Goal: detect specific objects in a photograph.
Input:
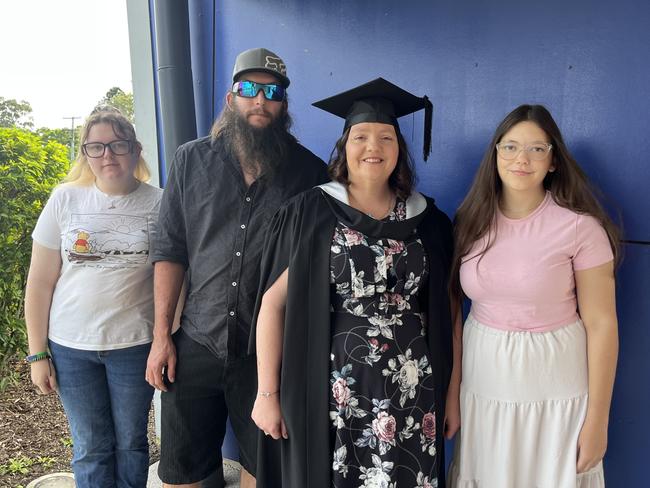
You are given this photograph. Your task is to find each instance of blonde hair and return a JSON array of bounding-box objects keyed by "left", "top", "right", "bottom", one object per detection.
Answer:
[{"left": 65, "top": 108, "right": 151, "bottom": 185}]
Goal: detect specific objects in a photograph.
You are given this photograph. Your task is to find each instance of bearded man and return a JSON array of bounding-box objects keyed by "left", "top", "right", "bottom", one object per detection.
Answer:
[{"left": 147, "top": 48, "right": 328, "bottom": 488}]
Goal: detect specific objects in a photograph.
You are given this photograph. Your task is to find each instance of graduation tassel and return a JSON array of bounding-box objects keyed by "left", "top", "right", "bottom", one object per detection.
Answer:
[
  {"left": 312, "top": 78, "right": 433, "bottom": 160},
  {"left": 423, "top": 96, "right": 433, "bottom": 162}
]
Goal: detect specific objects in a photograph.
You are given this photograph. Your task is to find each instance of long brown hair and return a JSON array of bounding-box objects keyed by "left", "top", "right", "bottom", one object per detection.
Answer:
[
  {"left": 450, "top": 104, "right": 621, "bottom": 304},
  {"left": 327, "top": 126, "right": 415, "bottom": 201}
]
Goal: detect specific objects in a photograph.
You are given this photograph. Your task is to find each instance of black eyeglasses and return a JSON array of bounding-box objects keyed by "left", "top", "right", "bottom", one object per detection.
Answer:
[{"left": 82, "top": 140, "right": 133, "bottom": 158}]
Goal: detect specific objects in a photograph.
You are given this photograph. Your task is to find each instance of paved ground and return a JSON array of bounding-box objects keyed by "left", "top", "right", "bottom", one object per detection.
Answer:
[
  {"left": 147, "top": 460, "right": 241, "bottom": 488},
  {"left": 26, "top": 461, "right": 240, "bottom": 487}
]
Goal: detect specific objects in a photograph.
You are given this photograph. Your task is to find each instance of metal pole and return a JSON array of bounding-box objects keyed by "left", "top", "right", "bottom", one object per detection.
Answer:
[
  {"left": 62, "top": 116, "right": 80, "bottom": 161},
  {"left": 153, "top": 0, "right": 197, "bottom": 176}
]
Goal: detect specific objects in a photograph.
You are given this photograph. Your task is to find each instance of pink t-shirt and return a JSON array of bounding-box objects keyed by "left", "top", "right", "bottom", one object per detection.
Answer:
[{"left": 460, "top": 192, "right": 613, "bottom": 332}]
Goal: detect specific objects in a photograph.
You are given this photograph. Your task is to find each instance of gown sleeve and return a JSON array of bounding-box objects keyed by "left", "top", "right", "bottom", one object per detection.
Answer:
[
  {"left": 247, "top": 190, "right": 336, "bottom": 487},
  {"left": 417, "top": 202, "right": 454, "bottom": 487},
  {"left": 248, "top": 196, "right": 300, "bottom": 355}
]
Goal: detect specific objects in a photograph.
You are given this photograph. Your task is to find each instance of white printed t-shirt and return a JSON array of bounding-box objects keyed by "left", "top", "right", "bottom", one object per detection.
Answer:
[{"left": 32, "top": 182, "right": 163, "bottom": 350}]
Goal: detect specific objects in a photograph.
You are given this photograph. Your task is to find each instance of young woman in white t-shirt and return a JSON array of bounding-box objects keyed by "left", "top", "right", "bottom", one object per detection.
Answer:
[
  {"left": 448, "top": 105, "right": 620, "bottom": 487},
  {"left": 24, "top": 108, "right": 162, "bottom": 487}
]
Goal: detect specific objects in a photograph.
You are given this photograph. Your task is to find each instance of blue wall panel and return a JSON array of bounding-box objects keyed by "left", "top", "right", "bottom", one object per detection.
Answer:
[
  {"left": 186, "top": 0, "right": 650, "bottom": 481},
  {"left": 607, "top": 243, "right": 650, "bottom": 484},
  {"left": 209, "top": 0, "right": 650, "bottom": 240}
]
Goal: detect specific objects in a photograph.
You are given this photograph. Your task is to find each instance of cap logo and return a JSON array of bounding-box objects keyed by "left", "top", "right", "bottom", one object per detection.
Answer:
[{"left": 265, "top": 56, "right": 286, "bottom": 75}]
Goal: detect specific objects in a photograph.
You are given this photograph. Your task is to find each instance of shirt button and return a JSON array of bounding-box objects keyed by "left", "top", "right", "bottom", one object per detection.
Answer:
[
  {"left": 235, "top": 251, "right": 241, "bottom": 256},
  {"left": 245, "top": 197, "right": 251, "bottom": 202},
  {"left": 232, "top": 281, "right": 237, "bottom": 287},
  {"left": 229, "top": 311, "right": 235, "bottom": 316},
  {"left": 240, "top": 224, "right": 246, "bottom": 229}
]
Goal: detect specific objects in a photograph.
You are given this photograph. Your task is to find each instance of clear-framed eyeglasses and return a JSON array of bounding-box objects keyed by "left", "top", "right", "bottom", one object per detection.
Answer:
[
  {"left": 495, "top": 142, "right": 553, "bottom": 161},
  {"left": 82, "top": 140, "right": 133, "bottom": 158}
]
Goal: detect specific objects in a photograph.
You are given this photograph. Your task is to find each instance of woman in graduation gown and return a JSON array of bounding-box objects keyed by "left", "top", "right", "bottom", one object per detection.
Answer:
[{"left": 250, "top": 78, "right": 460, "bottom": 488}]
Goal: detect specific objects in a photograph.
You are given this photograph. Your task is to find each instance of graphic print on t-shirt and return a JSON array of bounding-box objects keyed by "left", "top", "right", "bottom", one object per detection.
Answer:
[{"left": 64, "top": 213, "right": 150, "bottom": 268}]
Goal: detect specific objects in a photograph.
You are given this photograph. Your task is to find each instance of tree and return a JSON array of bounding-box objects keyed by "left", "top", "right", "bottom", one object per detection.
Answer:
[
  {"left": 0, "top": 97, "right": 34, "bottom": 129},
  {"left": 98, "top": 87, "right": 134, "bottom": 122},
  {"left": 35, "top": 127, "right": 72, "bottom": 147},
  {"left": 36, "top": 127, "right": 82, "bottom": 161},
  {"left": 0, "top": 128, "right": 68, "bottom": 386}
]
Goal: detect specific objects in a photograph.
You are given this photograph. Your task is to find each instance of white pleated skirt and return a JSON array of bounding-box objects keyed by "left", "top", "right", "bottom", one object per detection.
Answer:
[{"left": 448, "top": 315, "right": 604, "bottom": 488}]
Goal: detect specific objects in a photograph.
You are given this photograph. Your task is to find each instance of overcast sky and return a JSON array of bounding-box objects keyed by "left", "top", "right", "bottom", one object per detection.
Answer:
[{"left": 0, "top": 0, "right": 132, "bottom": 129}]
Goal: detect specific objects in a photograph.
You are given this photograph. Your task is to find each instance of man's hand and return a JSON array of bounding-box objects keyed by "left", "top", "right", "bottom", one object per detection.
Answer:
[
  {"left": 30, "top": 359, "right": 57, "bottom": 395},
  {"left": 145, "top": 333, "right": 176, "bottom": 391}
]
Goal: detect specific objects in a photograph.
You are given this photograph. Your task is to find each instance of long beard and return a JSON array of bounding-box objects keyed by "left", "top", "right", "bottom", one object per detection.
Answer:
[{"left": 219, "top": 104, "right": 295, "bottom": 179}]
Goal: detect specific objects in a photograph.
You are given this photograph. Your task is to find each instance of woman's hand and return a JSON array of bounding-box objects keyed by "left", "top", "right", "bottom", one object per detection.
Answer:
[
  {"left": 574, "top": 262, "right": 616, "bottom": 473},
  {"left": 253, "top": 269, "right": 289, "bottom": 440},
  {"left": 30, "top": 359, "right": 57, "bottom": 395},
  {"left": 445, "top": 304, "right": 463, "bottom": 441},
  {"left": 576, "top": 415, "right": 607, "bottom": 473},
  {"left": 252, "top": 394, "right": 288, "bottom": 440},
  {"left": 24, "top": 243, "right": 61, "bottom": 396},
  {"left": 444, "top": 378, "right": 461, "bottom": 440}
]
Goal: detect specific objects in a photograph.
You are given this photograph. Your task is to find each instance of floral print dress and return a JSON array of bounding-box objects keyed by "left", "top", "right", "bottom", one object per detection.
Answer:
[{"left": 329, "top": 200, "right": 438, "bottom": 488}]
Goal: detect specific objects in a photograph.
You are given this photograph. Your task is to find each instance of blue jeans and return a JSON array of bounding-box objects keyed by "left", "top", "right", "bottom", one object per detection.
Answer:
[{"left": 50, "top": 341, "right": 154, "bottom": 488}]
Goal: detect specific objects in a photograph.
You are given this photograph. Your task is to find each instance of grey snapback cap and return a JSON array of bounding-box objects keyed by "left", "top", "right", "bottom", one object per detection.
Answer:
[{"left": 232, "top": 48, "right": 290, "bottom": 88}]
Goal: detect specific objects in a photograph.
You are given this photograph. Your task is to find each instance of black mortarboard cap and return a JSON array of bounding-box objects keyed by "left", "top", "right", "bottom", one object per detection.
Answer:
[{"left": 312, "top": 78, "right": 433, "bottom": 161}]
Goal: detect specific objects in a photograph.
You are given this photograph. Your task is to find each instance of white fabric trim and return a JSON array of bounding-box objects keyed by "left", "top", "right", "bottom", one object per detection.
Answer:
[
  {"left": 317, "top": 181, "right": 427, "bottom": 218},
  {"left": 318, "top": 181, "right": 349, "bottom": 205},
  {"left": 405, "top": 191, "right": 427, "bottom": 217}
]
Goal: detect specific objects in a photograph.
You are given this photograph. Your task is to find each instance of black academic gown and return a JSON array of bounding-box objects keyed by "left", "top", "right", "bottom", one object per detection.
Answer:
[{"left": 249, "top": 187, "right": 454, "bottom": 488}]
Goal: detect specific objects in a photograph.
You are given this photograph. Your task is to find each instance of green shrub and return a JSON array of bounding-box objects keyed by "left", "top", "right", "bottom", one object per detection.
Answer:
[
  {"left": 0, "top": 128, "right": 68, "bottom": 385},
  {"left": 36, "top": 456, "right": 57, "bottom": 469},
  {"left": 0, "top": 456, "right": 34, "bottom": 475}
]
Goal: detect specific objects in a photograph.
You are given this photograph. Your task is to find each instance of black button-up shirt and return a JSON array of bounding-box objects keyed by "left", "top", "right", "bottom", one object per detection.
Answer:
[{"left": 151, "top": 135, "right": 328, "bottom": 358}]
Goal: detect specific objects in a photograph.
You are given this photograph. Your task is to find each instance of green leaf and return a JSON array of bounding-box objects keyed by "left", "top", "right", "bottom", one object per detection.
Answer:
[{"left": 0, "top": 127, "right": 68, "bottom": 386}]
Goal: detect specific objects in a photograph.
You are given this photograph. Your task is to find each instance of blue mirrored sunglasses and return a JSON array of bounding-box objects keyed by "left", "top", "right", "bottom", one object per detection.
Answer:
[{"left": 232, "top": 81, "right": 286, "bottom": 101}]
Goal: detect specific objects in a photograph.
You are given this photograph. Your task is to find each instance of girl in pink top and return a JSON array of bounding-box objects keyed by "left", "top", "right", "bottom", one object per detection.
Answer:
[{"left": 448, "top": 105, "right": 620, "bottom": 488}]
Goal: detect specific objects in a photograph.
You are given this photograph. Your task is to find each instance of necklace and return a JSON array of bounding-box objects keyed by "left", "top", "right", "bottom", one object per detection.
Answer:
[
  {"left": 97, "top": 181, "right": 141, "bottom": 209},
  {"left": 500, "top": 193, "right": 545, "bottom": 218},
  {"left": 350, "top": 191, "right": 395, "bottom": 220}
]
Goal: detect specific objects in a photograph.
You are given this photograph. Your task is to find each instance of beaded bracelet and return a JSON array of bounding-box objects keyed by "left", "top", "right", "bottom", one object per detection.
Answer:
[{"left": 25, "top": 351, "right": 51, "bottom": 364}]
